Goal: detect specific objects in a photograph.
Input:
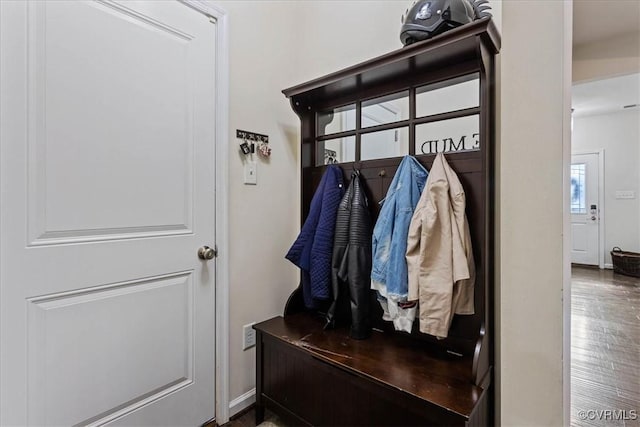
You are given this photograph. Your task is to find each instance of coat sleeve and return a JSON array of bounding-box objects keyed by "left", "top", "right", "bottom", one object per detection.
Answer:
[
  {"left": 417, "top": 179, "right": 455, "bottom": 338},
  {"left": 325, "top": 176, "right": 353, "bottom": 329},
  {"left": 406, "top": 207, "right": 423, "bottom": 302},
  {"left": 309, "top": 168, "right": 344, "bottom": 300},
  {"left": 346, "top": 174, "right": 373, "bottom": 340},
  {"left": 443, "top": 161, "right": 475, "bottom": 317},
  {"left": 450, "top": 194, "right": 475, "bottom": 316}
]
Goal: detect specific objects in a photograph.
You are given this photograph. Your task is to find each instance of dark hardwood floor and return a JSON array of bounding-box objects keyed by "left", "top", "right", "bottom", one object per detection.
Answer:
[
  {"left": 222, "top": 407, "right": 282, "bottom": 427},
  {"left": 571, "top": 266, "right": 640, "bottom": 427}
]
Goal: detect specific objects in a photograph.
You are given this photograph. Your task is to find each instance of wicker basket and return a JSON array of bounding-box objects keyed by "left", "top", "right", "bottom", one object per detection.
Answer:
[{"left": 610, "top": 247, "right": 640, "bottom": 278}]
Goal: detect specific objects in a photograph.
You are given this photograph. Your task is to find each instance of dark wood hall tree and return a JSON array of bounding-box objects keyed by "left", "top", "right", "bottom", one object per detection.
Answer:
[{"left": 254, "top": 18, "right": 500, "bottom": 426}]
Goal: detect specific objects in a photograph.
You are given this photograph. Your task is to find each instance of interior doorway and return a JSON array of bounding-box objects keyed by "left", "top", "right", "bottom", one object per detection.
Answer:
[
  {"left": 569, "top": 1, "right": 640, "bottom": 424},
  {"left": 569, "top": 70, "right": 640, "bottom": 426}
]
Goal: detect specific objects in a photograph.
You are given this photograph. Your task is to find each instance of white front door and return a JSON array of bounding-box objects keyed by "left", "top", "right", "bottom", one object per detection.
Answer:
[
  {"left": 1, "top": 1, "right": 217, "bottom": 425},
  {"left": 571, "top": 153, "right": 600, "bottom": 266}
]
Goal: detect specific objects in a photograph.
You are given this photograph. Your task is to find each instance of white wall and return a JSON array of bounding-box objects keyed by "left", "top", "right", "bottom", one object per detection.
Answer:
[
  {"left": 220, "top": 0, "right": 301, "bottom": 409},
  {"left": 573, "top": 32, "right": 640, "bottom": 83},
  {"left": 294, "top": 1, "right": 406, "bottom": 83},
  {"left": 220, "top": 0, "right": 406, "bottom": 413},
  {"left": 497, "top": 0, "right": 570, "bottom": 425},
  {"left": 292, "top": 0, "right": 427, "bottom": 166},
  {"left": 573, "top": 109, "right": 640, "bottom": 264}
]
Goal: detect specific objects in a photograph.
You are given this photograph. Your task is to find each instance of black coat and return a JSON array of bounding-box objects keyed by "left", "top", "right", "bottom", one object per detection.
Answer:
[{"left": 326, "top": 171, "right": 372, "bottom": 340}]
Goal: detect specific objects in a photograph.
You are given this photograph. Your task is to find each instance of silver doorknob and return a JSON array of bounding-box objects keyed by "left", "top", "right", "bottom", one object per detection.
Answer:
[{"left": 198, "top": 246, "right": 216, "bottom": 260}]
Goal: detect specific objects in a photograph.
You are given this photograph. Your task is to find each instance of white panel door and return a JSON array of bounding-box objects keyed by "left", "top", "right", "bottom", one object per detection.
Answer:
[
  {"left": 0, "top": 1, "right": 217, "bottom": 425},
  {"left": 571, "top": 153, "right": 600, "bottom": 266}
]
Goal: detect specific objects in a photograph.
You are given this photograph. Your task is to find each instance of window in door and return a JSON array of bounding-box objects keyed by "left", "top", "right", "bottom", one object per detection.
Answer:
[{"left": 571, "top": 163, "right": 586, "bottom": 214}]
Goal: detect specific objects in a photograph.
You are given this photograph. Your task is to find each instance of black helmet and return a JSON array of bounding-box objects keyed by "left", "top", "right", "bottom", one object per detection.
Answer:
[{"left": 400, "top": 0, "right": 491, "bottom": 46}]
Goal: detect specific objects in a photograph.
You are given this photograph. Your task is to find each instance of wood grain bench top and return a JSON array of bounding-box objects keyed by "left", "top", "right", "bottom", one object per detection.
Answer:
[{"left": 254, "top": 313, "right": 485, "bottom": 418}]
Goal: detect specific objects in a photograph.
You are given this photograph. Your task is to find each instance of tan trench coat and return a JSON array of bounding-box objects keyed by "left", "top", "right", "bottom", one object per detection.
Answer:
[{"left": 406, "top": 152, "right": 475, "bottom": 338}]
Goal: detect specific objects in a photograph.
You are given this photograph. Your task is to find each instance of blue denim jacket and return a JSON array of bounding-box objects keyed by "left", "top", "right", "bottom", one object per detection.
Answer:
[{"left": 371, "top": 156, "right": 427, "bottom": 330}]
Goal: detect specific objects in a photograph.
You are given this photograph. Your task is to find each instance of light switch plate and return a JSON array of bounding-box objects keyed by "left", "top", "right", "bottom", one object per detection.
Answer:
[{"left": 244, "top": 161, "right": 257, "bottom": 185}]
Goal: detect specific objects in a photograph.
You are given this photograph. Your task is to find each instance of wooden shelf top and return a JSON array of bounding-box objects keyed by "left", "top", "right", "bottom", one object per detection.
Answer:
[
  {"left": 255, "top": 314, "right": 485, "bottom": 419},
  {"left": 282, "top": 18, "right": 500, "bottom": 109}
]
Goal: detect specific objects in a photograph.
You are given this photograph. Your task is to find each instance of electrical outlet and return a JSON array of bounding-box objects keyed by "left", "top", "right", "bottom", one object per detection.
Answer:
[{"left": 242, "top": 323, "right": 256, "bottom": 350}]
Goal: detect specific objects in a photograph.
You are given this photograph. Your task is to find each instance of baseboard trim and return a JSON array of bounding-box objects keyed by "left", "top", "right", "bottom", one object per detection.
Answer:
[
  {"left": 229, "top": 388, "right": 256, "bottom": 418},
  {"left": 571, "top": 263, "right": 599, "bottom": 269},
  {"left": 604, "top": 263, "right": 613, "bottom": 269}
]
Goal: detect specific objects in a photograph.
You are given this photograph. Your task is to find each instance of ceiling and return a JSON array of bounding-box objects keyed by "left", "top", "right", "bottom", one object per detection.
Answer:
[
  {"left": 572, "top": 1, "right": 639, "bottom": 116},
  {"left": 572, "top": 72, "right": 640, "bottom": 117},
  {"left": 573, "top": 0, "right": 640, "bottom": 47}
]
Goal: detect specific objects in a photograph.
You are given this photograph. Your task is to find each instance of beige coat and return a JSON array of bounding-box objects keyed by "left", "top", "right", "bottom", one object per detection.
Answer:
[{"left": 406, "top": 153, "right": 475, "bottom": 338}]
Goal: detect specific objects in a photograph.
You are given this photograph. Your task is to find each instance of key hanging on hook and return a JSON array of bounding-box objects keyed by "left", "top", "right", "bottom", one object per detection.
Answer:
[{"left": 240, "top": 138, "right": 251, "bottom": 155}]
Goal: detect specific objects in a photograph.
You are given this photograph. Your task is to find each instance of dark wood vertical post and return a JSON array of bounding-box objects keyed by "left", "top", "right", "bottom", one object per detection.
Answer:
[{"left": 254, "top": 330, "right": 264, "bottom": 425}]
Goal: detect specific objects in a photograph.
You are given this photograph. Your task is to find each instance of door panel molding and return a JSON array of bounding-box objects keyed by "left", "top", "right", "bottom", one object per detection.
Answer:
[
  {"left": 27, "top": 271, "right": 194, "bottom": 426},
  {"left": 94, "top": 0, "right": 195, "bottom": 41},
  {"left": 26, "top": 0, "right": 197, "bottom": 245},
  {"left": 81, "top": 378, "right": 193, "bottom": 427},
  {"left": 29, "top": 225, "right": 193, "bottom": 247}
]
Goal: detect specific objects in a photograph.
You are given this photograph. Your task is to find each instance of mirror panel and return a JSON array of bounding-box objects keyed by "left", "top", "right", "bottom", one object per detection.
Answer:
[
  {"left": 415, "top": 115, "right": 479, "bottom": 155},
  {"left": 416, "top": 74, "right": 479, "bottom": 118},
  {"left": 318, "top": 104, "right": 356, "bottom": 137},
  {"left": 361, "top": 127, "right": 409, "bottom": 161},
  {"left": 317, "top": 136, "right": 356, "bottom": 165},
  {"left": 361, "top": 91, "right": 409, "bottom": 128}
]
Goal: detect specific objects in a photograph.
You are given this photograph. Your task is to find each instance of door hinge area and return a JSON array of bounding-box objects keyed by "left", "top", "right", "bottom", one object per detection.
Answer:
[{"left": 208, "top": 15, "right": 216, "bottom": 24}]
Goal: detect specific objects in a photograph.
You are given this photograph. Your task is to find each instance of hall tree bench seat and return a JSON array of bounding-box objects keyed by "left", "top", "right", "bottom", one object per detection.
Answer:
[
  {"left": 254, "top": 18, "right": 500, "bottom": 427},
  {"left": 254, "top": 314, "right": 488, "bottom": 426}
]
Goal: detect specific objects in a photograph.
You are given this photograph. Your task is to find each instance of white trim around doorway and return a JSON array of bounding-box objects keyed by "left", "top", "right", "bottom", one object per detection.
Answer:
[{"left": 180, "top": 1, "right": 230, "bottom": 424}]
